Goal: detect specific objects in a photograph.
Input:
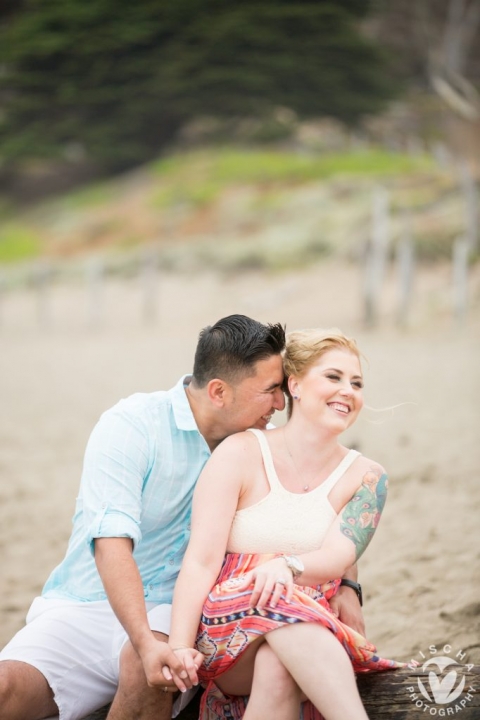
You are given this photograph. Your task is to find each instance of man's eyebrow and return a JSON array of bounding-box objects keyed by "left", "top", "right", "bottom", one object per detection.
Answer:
[{"left": 264, "top": 381, "right": 282, "bottom": 391}]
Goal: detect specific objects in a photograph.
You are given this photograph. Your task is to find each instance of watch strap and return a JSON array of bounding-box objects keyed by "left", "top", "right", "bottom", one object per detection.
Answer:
[{"left": 339, "top": 579, "right": 363, "bottom": 606}]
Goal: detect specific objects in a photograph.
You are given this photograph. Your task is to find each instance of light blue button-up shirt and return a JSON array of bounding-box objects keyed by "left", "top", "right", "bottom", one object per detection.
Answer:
[{"left": 42, "top": 375, "right": 211, "bottom": 604}]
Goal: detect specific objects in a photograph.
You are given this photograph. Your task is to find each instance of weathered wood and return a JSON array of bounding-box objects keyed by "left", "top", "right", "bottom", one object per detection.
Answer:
[
  {"left": 81, "top": 690, "right": 201, "bottom": 720},
  {"left": 460, "top": 161, "right": 478, "bottom": 252},
  {"left": 396, "top": 212, "right": 415, "bottom": 328},
  {"left": 452, "top": 236, "right": 470, "bottom": 323},
  {"left": 363, "top": 187, "right": 390, "bottom": 328},
  {"left": 357, "top": 665, "right": 480, "bottom": 719},
  {"left": 32, "top": 260, "right": 53, "bottom": 328},
  {"left": 86, "top": 257, "right": 104, "bottom": 329},
  {"left": 140, "top": 246, "right": 159, "bottom": 324},
  {"left": 81, "top": 665, "right": 480, "bottom": 719}
]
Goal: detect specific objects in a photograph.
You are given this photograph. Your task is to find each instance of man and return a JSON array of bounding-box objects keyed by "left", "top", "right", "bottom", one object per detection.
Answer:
[{"left": 0, "top": 314, "right": 363, "bottom": 720}]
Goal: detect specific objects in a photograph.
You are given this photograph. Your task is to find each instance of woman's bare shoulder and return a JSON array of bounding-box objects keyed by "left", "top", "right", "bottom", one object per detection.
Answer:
[
  {"left": 351, "top": 452, "right": 386, "bottom": 480},
  {"left": 211, "top": 429, "right": 263, "bottom": 465}
]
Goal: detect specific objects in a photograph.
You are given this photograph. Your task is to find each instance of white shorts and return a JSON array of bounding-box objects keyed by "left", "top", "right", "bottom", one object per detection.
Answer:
[{"left": 0, "top": 597, "right": 195, "bottom": 720}]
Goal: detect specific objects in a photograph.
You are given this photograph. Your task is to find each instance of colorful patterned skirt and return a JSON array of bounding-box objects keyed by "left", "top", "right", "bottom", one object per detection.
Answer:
[{"left": 196, "top": 552, "right": 404, "bottom": 720}]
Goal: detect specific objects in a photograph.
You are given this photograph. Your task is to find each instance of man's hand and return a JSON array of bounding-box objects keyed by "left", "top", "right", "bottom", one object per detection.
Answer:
[
  {"left": 138, "top": 636, "right": 190, "bottom": 691},
  {"left": 329, "top": 584, "right": 366, "bottom": 635}
]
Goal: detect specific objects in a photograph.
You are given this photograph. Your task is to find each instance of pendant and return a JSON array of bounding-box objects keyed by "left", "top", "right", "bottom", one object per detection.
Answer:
[{"left": 303, "top": 485, "right": 309, "bottom": 492}]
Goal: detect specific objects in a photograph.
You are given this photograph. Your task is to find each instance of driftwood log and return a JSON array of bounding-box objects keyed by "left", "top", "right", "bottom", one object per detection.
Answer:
[
  {"left": 83, "top": 665, "right": 480, "bottom": 720},
  {"left": 357, "top": 665, "right": 479, "bottom": 720}
]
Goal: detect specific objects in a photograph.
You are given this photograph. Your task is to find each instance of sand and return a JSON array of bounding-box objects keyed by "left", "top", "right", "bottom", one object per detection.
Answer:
[{"left": 1, "top": 258, "right": 479, "bottom": 668}]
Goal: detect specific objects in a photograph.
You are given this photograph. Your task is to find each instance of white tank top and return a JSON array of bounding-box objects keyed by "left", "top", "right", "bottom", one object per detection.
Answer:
[{"left": 226, "top": 428, "right": 360, "bottom": 554}]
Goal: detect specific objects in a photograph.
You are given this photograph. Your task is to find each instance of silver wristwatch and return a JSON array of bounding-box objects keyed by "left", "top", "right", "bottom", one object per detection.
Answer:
[{"left": 282, "top": 554, "right": 304, "bottom": 579}]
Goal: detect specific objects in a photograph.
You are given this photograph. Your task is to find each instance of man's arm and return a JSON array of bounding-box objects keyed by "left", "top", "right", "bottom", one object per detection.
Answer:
[
  {"left": 94, "top": 537, "right": 187, "bottom": 689},
  {"left": 84, "top": 406, "right": 187, "bottom": 686},
  {"left": 329, "top": 563, "right": 365, "bottom": 635}
]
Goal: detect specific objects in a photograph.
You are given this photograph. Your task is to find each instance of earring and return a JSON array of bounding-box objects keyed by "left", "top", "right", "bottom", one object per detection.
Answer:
[{"left": 293, "top": 395, "right": 300, "bottom": 400}]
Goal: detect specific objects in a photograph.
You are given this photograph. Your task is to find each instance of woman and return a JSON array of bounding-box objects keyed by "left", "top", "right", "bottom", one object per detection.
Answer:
[{"left": 167, "top": 329, "right": 403, "bottom": 720}]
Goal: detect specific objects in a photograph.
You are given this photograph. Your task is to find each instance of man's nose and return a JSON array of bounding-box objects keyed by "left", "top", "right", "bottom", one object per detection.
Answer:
[{"left": 273, "top": 387, "right": 286, "bottom": 410}]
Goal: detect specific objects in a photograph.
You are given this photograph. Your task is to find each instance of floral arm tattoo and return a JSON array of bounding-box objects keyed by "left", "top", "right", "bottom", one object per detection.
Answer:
[{"left": 340, "top": 467, "right": 388, "bottom": 560}]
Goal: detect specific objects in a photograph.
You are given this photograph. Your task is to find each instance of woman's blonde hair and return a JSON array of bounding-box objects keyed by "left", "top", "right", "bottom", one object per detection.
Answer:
[{"left": 283, "top": 328, "right": 361, "bottom": 417}]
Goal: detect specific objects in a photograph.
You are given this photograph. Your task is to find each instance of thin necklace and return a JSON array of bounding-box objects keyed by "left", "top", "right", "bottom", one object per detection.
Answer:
[
  {"left": 283, "top": 428, "right": 341, "bottom": 493},
  {"left": 283, "top": 428, "right": 311, "bottom": 492}
]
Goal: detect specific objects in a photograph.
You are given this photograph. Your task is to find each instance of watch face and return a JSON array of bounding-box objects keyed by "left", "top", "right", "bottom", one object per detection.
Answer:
[{"left": 286, "top": 555, "right": 304, "bottom": 576}]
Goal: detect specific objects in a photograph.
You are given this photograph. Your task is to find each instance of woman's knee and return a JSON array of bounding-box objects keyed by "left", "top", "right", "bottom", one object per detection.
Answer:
[{"left": 253, "top": 644, "right": 299, "bottom": 699}]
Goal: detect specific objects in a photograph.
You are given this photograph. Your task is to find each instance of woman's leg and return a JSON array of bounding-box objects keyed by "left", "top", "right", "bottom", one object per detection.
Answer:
[
  {"left": 215, "top": 639, "right": 302, "bottom": 720},
  {"left": 243, "top": 644, "right": 303, "bottom": 720},
  {"left": 265, "top": 622, "right": 369, "bottom": 720}
]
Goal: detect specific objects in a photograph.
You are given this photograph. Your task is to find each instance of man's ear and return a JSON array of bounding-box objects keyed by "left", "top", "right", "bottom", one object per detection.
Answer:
[{"left": 207, "top": 379, "right": 229, "bottom": 407}]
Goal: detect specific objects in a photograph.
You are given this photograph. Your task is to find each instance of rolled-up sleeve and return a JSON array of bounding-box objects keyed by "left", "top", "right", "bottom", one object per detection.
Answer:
[{"left": 80, "top": 403, "right": 152, "bottom": 554}]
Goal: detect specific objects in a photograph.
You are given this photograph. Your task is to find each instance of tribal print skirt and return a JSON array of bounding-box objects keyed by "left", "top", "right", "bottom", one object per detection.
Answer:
[{"left": 196, "top": 552, "right": 404, "bottom": 720}]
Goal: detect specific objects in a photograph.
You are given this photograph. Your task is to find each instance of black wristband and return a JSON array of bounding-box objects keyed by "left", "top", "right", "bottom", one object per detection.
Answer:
[{"left": 339, "top": 579, "right": 363, "bottom": 606}]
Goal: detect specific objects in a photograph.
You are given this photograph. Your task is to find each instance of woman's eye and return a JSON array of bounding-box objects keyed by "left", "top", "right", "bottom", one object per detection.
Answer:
[
  {"left": 327, "top": 374, "right": 340, "bottom": 381},
  {"left": 352, "top": 381, "right": 364, "bottom": 389}
]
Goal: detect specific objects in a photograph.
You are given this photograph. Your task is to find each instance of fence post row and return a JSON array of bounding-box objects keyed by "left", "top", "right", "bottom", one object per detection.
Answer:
[{"left": 363, "top": 164, "right": 478, "bottom": 327}]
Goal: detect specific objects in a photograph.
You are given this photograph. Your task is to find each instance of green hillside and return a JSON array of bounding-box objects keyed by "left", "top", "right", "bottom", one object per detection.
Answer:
[{"left": 0, "top": 146, "right": 473, "bottom": 276}]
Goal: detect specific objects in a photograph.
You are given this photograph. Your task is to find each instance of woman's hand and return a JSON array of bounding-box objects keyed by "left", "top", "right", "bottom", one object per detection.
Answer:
[
  {"left": 237, "top": 557, "right": 294, "bottom": 610},
  {"left": 166, "top": 647, "right": 204, "bottom": 692}
]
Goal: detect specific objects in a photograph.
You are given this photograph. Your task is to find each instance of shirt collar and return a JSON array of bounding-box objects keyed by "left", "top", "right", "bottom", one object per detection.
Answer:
[{"left": 171, "top": 374, "right": 199, "bottom": 432}]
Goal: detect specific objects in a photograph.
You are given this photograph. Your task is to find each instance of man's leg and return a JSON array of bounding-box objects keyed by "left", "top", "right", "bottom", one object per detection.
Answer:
[
  {"left": 0, "top": 660, "right": 58, "bottom": 720},
  {"left": 107, "top": 632, "right": 173, "bottom": 720},
  {"left": 0, "top": 598, "right": 127, "bottom": 720}
]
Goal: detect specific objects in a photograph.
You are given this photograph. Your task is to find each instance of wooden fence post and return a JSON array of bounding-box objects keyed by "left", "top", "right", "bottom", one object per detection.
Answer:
[
  {"left": 460, "top": 161, "right": 478, "bottom": 252},
  {"left": 140, "top": 247, "right": 158, "bottom": 324},
  {"left": 452, "top": 236, "right": 469, "bottom": 324},
  {"left": 0, "top": 270, "right": 4, "bottom": 326},
  {"left": 396, "top": 212, "right": 415, "bottom": 328},
  {"left": 32, "top": 260, "right": 52, "bottom": 328},
  {"left": 86, "top": 257, "right": 105, "bottom": 329},
  {"left": 363, "top": 187, "right": 390, "bottom": 328}
]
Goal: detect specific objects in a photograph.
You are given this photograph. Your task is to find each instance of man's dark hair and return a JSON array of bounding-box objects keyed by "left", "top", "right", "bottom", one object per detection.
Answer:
[{"left": 192, "top": 314, "right": 285, "bottom": 387}]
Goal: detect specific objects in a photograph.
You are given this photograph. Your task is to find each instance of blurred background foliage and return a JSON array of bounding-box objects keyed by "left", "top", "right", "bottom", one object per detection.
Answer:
[
  {"left": 0, "top": 0, "right": 478, "bottom": 269},
  {"left": 0, "top": 0, "right": 394, "bottom": 172}
]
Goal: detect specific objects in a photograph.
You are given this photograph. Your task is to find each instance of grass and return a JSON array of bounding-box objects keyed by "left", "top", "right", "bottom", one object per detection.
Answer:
[
  {"left": 0, "top": 222, "right": 41, "bottom": 263},
  {"left": 150, "top": 147, "right": 434, "bottom": 211},
  {"left": 153, "top": 147, "right": 432, "bottom": 183},
  {"left": 60, "top": 182, "right": 115, "bottom": 210},
  {"left": 0, "top": 144, "right": 461, "bottom": 271}
]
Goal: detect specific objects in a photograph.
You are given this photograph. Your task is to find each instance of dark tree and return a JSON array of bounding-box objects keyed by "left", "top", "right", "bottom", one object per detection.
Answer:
[{"left": 0, "top": 0, "right": 395, "bottom": 171}]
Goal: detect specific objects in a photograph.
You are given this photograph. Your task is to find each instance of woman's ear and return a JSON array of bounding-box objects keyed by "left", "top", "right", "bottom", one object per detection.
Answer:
[{"left": 288, "top": 376, "right": 300, "bottom": 399}]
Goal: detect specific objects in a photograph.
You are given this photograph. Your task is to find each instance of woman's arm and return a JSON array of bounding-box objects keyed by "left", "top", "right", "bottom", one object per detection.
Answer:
[
  {"left": 167, "top": 433, "right": 252, "bottom": 676},
  {"left": 299, "top": 463, "right": 388, "bottom": 584},
  {"left": 240, "top": 463, "right": 388, "bottom": 608}
]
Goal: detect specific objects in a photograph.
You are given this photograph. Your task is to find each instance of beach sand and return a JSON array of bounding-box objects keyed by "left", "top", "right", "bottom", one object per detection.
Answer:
[{"left": 1, "top": 258, "right": 479, "bottom": 668}]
